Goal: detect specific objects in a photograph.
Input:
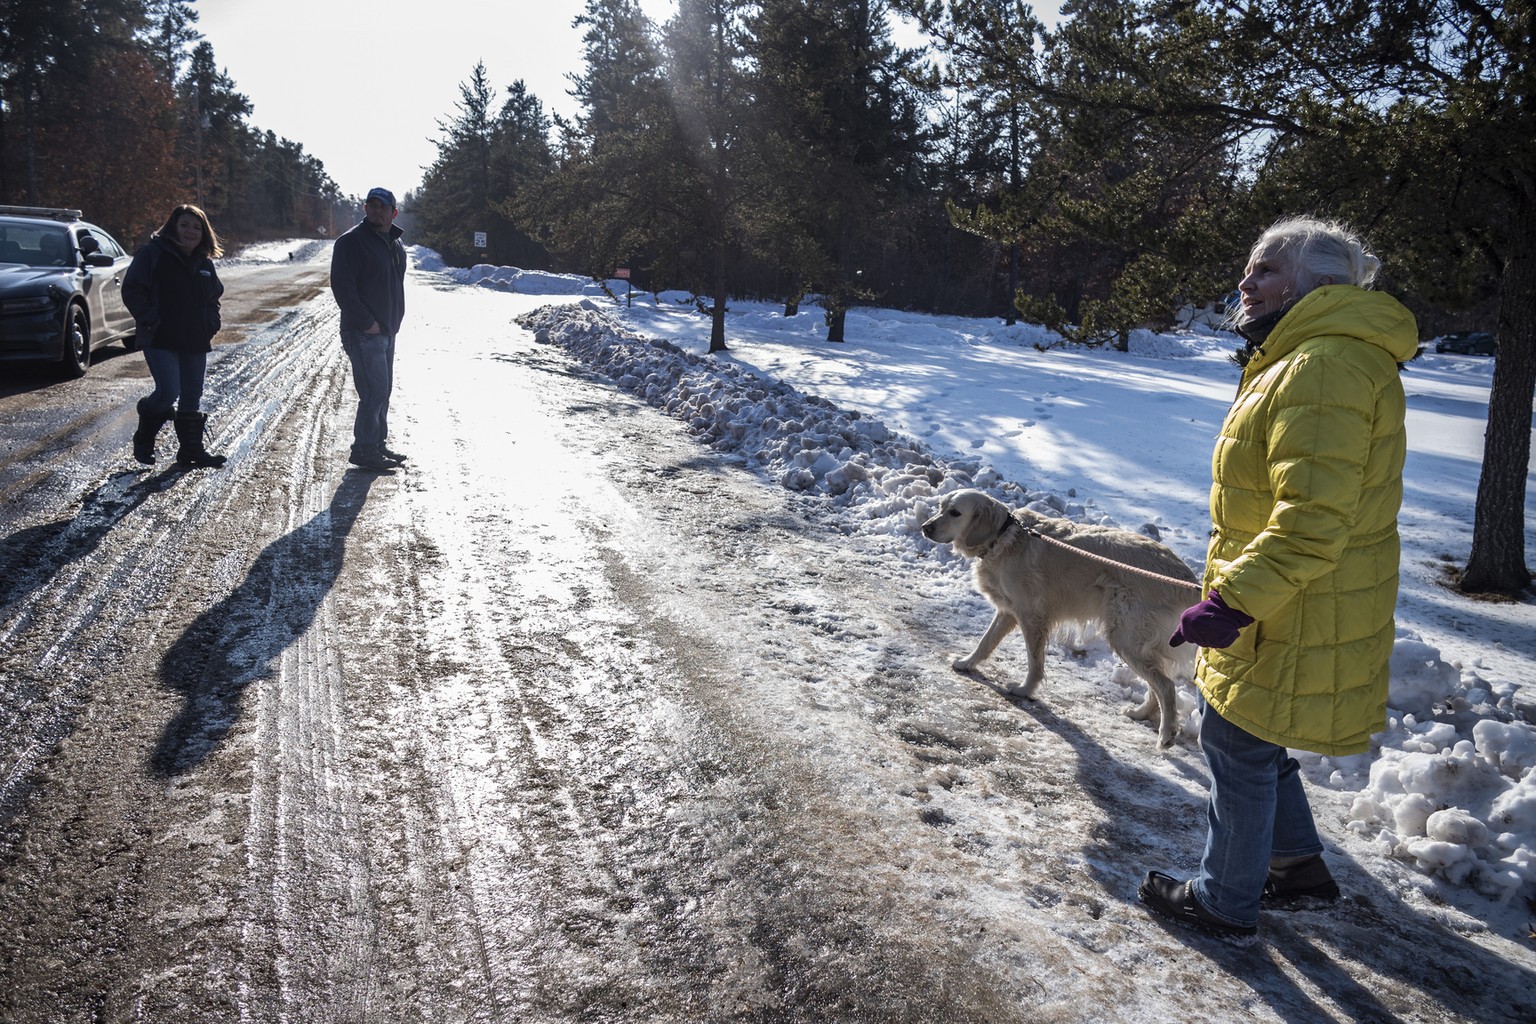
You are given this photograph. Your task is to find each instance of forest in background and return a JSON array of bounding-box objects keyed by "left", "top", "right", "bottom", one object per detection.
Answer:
[
  {"left": 406, "top": 0, "right": 1532, "bottom": 596},
  {"left": 0, "top": 0, "right": 348, "bottom": 250},
  {"left": 2, "top": 0, "right": 1529, "bottom": 593}
]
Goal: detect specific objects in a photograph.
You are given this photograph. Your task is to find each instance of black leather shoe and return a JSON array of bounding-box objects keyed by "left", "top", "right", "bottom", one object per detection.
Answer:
[
  {"left": 1138, "top": 871, "right": 1257, "bottom": 937},
  {"left": 379, "top": 445, "right": 408, "bottom": 464},
  {"left": 1262, "top": 855, "right": 1340, "bottom": 908},
  {"left": 348, "top": 450, "right": 395, "bottom": 471}
]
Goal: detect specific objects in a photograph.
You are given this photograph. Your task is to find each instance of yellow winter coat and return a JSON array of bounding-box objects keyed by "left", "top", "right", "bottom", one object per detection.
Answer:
[{"left": 1198, "top": 285, "right": 1419, "bottom": 755}]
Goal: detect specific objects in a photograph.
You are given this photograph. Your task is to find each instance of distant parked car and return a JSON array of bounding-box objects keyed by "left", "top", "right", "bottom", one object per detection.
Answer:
[
  {"left": 0, "top": 205, "right": 137, "bottom": 377},
  {"left": 1434, "top": 331, "right": 1496, "bottom": 355}
]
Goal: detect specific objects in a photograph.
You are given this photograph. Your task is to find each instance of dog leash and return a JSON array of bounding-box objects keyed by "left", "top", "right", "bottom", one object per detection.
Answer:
[{"left": 1018, "top": 525, "right": 1204, "bottom": 594}]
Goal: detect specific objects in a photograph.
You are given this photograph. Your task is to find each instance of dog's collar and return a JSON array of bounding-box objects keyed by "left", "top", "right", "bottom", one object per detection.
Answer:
[{"left": 978, "top": 517, "right": 1016, "bottom": 558}]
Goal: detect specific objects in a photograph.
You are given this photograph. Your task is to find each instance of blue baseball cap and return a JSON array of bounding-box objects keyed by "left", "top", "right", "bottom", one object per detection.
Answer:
[{"left": 365, "top": 187, "right": 396, "bottom": 207}]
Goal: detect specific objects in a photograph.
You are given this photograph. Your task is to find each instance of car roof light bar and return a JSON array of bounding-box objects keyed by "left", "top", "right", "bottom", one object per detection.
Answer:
[{"left": 0, "top": 206, "right": 83, "bottom": 220}]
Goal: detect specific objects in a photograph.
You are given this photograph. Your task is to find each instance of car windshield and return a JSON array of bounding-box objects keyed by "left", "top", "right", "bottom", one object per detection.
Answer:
[{"left": 0, "top": 221, "right": 74, "bottom": 267}]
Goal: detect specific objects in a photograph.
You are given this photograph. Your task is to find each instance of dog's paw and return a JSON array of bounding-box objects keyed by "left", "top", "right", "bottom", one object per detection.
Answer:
[
  {"left": 1123, "top": 696, "right": 1159, "bottom": 722},
  {"left": 1005, "top": 681, "right": 1037, "bottom": 700},
  {"left": 951, "top": 658, "right": 976, "bottom": 673}
]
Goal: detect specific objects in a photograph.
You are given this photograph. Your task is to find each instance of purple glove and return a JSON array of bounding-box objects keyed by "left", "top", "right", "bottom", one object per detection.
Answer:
[{"left": 1169, "top": 590, "right": 1254, "bottom": 648}]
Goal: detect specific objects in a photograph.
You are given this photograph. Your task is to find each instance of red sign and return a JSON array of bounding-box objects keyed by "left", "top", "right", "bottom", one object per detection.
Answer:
[{"left": 614, "top": 268, "right": 630, "bottom": 279}]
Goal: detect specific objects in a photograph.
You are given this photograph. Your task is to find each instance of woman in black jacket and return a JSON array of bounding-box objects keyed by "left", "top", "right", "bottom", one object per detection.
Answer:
[{"left": 123, "top": 204, "right": 227, "bottom": 467}]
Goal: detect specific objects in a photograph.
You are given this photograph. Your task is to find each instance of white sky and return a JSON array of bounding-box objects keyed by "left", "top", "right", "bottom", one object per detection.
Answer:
[{"left": 194, "top": 0, "right": 680, "bottom": 201}]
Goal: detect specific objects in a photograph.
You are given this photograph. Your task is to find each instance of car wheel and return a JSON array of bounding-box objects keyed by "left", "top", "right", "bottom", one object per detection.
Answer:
[{"left": 61, "top": 304, "right": 90, "bottom": 378}]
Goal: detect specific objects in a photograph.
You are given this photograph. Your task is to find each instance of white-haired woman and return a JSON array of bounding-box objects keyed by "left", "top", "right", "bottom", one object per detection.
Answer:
[{"left": 1139, "top": 217, "right": 1420, "bottom": 938}]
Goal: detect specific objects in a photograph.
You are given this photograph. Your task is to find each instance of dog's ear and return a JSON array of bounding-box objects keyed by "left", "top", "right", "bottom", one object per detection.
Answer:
[{"left": 959, "top": 494, "right": 1006, "bottom": 550}]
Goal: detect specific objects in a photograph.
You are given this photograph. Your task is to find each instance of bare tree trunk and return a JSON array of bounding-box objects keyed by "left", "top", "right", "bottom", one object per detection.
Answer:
[
  {"left": 1005, "top": 241, "right": 1019, "bottom": 326},
  {"left": 708, "top": 246, "right": 727, "bottom": 353},
  {"left": 826, "top": 301, "right": 847, "bottom": 344},
  {"left": 708, "top": 293, "right": 727, "bottom": 353},
  {"left": 1461, "top": 191, "right": 1535, "bottom": 595}
]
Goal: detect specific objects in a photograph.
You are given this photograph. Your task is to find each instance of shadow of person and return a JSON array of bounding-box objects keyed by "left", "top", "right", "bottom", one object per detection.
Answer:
[
  {"left": 0, "top": 468, "right": 181, "bottom": 612},
  {"left": 151, "top": 471, "right": 379, "bottom": 775},
  {"left": 1012, "top": 694, "right": 1536, "bottom": 1024},
  {"left": 0, "top": 467, "right": 187, "bottom": 830}
]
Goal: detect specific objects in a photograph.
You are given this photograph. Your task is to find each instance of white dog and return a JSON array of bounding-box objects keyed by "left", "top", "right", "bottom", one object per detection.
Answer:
[{"left": 921, "top": 489, "right": 1199, "bottom": 748}]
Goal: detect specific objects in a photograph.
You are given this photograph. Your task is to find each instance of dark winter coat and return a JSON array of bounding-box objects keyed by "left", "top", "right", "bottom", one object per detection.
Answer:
[
  {"left": 122, "top": 236, "right": 224, "bottom": 353},
  {"left": 330, "top": 219, "right": 406, "bottom": 335}
]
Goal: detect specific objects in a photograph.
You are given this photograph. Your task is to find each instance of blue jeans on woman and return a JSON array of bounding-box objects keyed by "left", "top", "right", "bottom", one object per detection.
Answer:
[
  {"left": 1192, "top": 696, "right": 1325, "bottom": 928},
  {"left": 341, "top": 330, "right": 394, "bottom": 456},
  {"left": 141, "top": 346, "right": 208, "bottom": 415}
]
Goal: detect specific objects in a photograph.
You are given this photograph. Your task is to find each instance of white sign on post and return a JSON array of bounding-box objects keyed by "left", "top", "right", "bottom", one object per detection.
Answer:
[{"left": 473, "top": 231, "right": 487, "bottom": 248}]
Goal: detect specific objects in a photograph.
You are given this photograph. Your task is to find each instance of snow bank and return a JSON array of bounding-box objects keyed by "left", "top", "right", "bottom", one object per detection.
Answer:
[{"left": 517, "top": 300, "right": 1026, "bottom": 555}]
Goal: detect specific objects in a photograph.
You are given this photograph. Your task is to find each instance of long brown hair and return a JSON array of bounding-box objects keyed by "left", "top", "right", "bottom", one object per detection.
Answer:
[{"left": 153, "top": 203, "right": 223, "bottom": 259}]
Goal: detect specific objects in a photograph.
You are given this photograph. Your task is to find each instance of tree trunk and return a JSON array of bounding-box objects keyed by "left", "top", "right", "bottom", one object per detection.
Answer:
[
  {"left": 708, "top": 292, "right": 727, "bottom": 353},
  {"left": 708, "top": 247, "right": 727, "bottom": 353},
  {"left": 1005, "top": 241, "right": 1019, "bottom": 326},
  {"left": 1461, "top": 191, "right": 1535, "bottom": 595},
  {"left": 826, "top": 305, "right": 847, "bottom": 344}
]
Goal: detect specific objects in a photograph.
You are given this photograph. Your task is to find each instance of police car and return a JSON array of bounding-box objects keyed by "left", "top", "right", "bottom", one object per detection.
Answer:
[{"left": 0, "top": 205, "right": 137, "bottom": 377}]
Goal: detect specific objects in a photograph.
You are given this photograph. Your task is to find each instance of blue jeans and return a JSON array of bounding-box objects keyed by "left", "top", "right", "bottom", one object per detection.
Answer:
[
  {"left": 341, "top": 330, "right": 394, "bottom": 454},
  {"left": 141, "top": 346, "right": 208, "bottom": 415},
  {"left": 1192, "top": 697, "right": 1324, "bottom": 928}
]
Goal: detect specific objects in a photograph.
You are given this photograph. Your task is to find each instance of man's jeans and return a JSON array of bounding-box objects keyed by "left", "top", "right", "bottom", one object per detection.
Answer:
[
  {"left": 141, "top": 346, "right": 208, "bottom": 415},
  {"left": 1192, "top": 697, "right": 1324, "bottom": 928},
  {"left": 341, "top": 330, "right": 394, "bottom": 455}
]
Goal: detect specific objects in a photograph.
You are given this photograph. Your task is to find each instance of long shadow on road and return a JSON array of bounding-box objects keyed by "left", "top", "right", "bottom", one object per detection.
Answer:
[
  {"left": 0, "top": 468, "right": 182, "bottom": 829},
  {"left": 152, "top": 470, "right": 380, "bottom": 776},
  {"left": 0, "top": 468, "right": 181, "bottom": 613}
]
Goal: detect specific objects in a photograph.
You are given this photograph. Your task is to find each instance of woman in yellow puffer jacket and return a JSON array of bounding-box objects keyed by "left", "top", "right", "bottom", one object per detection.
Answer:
[{"left": 1139, "top": 217, "right": 1420, "bottom": 939}]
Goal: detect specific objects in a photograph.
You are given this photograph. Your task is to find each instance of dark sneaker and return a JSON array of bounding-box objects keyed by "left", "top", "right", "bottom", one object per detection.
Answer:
[
  {"left": 379, "top": 445, "right": 408, "bottom": 464},
  {"left": 1138, "top": 871, "right": 1257, "bottom": 938},
  {"left": 348, "top": 450, "right": 395, "bottom": 471},
  {"left": 1262, "top": 855, "right": 1340, "bottom": 908}
]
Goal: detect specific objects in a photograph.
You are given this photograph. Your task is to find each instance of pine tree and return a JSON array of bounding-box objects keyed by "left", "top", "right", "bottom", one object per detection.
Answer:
[
  {"left": 143, "top": 0, "right": 199, "bottom": 83},
  {"left": 487, "top": 81, "right": 556, "bottom": 270},
  {"left": 904, "top": 1, "right": 1048, "bottom": 322},
  {"left": 0, "top": 0, "right": 153, "bottom": 206},
  {"left": 414, "top": 63, "right": 497, "bottom": 264},
  {"left": 525, "top": 0, "right": 665, "bottom": 279},
  {"left": 181, "top": 41, "right": 253, "bottom": 217},
  {"left": 650, "top": 0, "right": 760, "bottom": 352},
  {"left": 752, "top": 0, "right": 931, "bottom": 342}
]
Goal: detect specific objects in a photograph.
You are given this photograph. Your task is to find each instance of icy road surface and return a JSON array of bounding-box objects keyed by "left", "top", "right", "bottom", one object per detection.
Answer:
[{"left": 0, "top": 248, "right": 1530, "bottom": 1022}]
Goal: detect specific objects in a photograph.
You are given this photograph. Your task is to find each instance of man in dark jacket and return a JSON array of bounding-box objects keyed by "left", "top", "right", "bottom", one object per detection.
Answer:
[{"left": 330, "top": 186, "right": 407, "bottom": 471}]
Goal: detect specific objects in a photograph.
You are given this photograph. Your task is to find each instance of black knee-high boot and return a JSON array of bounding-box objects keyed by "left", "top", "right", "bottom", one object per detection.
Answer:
[
  {"left": 133, "top": 399, "right": 175, "bottom": 465},
  {"left": 173, "top": 411, "right": 227, "bottom": 468}
]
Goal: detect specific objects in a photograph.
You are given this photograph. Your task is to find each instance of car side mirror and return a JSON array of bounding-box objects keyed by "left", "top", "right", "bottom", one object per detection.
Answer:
[
  {"left": 77, "top": 235, "right": 100, "bottom": 256},
  {"left": 83, "top": 252, "right": 115, "bottom": 267}
]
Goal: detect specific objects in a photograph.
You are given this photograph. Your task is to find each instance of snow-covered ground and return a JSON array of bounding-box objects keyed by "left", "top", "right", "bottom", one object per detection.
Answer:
[{"left": 413, "top": 249, "right": 1536, "bottom": 939}]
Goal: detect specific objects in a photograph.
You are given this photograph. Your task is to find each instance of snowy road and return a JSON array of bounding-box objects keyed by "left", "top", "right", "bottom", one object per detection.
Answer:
[{"left": 0, "top": 250, "right": 1530, "bottom": 1022}]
